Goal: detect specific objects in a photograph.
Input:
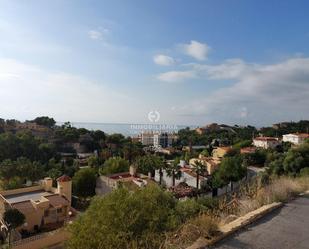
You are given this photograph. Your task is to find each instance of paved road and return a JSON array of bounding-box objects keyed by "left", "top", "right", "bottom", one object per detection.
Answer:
[{"left": 211, "top": 194, "right": 309, "bottom": 249}]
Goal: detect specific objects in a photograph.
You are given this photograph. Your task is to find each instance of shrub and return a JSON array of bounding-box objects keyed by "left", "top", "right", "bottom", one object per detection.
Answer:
[
  {"left": 72, "top": 168, "right": 97, "bottom": 198},
  {"left": 197, "top": 196, "right": 219, "bottom": 211},
  {"left": 4, "top": 208, "right": 25, "bottom": 228},
  {"left": 99, "top": 157, "right": 129, "bottom": 175},
  {"left": 175, "top": 199, "right": 202, "bottom": 223},
  {"left": 300, "top": 167, "right": 309, "bottom": 177},
  {"left": 67, "top": 185, "right": 177, "bottom": 249}
]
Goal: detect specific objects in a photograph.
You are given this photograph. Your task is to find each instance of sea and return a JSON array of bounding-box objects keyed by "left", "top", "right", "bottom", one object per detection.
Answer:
[{"left": 58, "top": 122, "right": 198, "bottom": 137}]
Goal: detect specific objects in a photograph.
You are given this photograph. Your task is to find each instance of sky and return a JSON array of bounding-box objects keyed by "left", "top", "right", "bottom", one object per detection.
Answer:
[{"left": 0, "top": 0, "right": 309, "bottom": 126}]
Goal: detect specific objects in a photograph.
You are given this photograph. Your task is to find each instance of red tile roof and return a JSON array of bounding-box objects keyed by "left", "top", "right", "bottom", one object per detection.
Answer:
[
  {"left": 57, "top": 175, "right": 72, "bottom": 182},
  {"left": 45, "top": 194, "right": 69, "bottom": 207},
  {"left": 240, "top": 147, "right": 257, "bottom": 154},
  {"left": 290, "top": 133, "right": 309, "bottom": 138}
]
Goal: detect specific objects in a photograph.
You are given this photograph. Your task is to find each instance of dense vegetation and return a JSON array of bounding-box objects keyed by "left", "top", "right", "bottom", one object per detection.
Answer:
[
  {"left": 0, "top": 117, "right": 143, "bottom": 190},
  {"left": 0, "top": 117, "right": 308, "bottom": 248},
  {"left": 67, "top": 186, "right": 219, "bottom": 249}
]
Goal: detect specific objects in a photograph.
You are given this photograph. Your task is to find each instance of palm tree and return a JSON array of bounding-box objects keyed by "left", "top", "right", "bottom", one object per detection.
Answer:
[
  {"left": 166, "top": 158, "right": 182, "bottom": 186},
  {"left": 192, "top": 160, "right": 207, "bottom": 189},
  {"left": 134, "top": 154, "right": 163, "bottom": 178},
  {"left": 156, "top": 158, "right": 166, "bottom": 185}
]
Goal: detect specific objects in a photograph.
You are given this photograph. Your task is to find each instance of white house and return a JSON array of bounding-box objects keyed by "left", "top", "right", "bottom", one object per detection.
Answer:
[
  {"left": 282, "top": 133, "right": 309, "bottom": 145},
  {"left": 253, "top": 137, "right": 280, "bottom": 149}
]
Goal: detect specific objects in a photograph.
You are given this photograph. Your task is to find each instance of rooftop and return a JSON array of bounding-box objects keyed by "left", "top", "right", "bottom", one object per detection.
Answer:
[
  {"left": 286, "top": 133, "right": 309, "bottom": 138},
  {"left": 108, "top": 172, "right": 133, "bottom": 180},
  {"left": 240, "top": 147, "right": 257, "bottom": 154},
  {"left": 45, "top": 194, "right": 70, "bottom": 207},
  {"left": 3, "top": 190, "right": 54, "bottom": 204},
  {"left": 254, "top": 137, "right": 278, "bottom": 141},
  {"left": 57, "top": 175, "right": 72, "bottom": 182},
  {"left": 216, "top": 146, "right": 232, "bottom": 151}
]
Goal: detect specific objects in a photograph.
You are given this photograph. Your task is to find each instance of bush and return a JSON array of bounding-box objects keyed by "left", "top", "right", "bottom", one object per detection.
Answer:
[
  {"left": 99, "top": 157, "right": 129, "bottom": 175},
  {"left": 197, "top": 196, "right": 219, "bottom": 210},
  {"left": 300, "top": 167, "right": 309, "bottom": 177},
  {"left": 175, "top": 199, "right": 202, "bottom": 223},
  {"left": 72, "top": 168, "right": 97, "bottom": 198},
  {"left": 67, "top": 185, "right": 177, "bottom": 249},
  {"left": 4, "top": 208, "right": 25, "bottom": 228},
  {"left": 2, "top": 176, "right": 23, "bottom": 190}
]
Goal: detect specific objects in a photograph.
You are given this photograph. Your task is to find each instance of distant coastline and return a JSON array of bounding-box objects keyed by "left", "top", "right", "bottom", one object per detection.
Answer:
[{"left": 57, "top": 122, "right": 198, "bottom": 136}]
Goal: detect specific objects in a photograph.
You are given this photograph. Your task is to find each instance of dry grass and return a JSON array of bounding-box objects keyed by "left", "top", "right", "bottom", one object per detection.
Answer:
[
  {"left": 164, "top": 214, "right": 218, "bottom": 249},
  {"left": 164, "top": 176, "right": 309, "bottom": 248},
  {"left": 256, "top": 176, "right": 309, "bottom": 205}
]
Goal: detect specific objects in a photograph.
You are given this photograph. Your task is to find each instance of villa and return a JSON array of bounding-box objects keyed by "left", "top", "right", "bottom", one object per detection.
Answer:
[
  {"left": 189, "top": 156, "right": 221, "bottom": 175},
  {"left": 96, "top": 166, "right": 151, "bottom": 195},
  {"left": 282, "top": 133, "right": 309, "bottom": 145},
  {"left": 154, "top": 162, "right": 209, "bottom": 189},
  {"left": 253, "top": 137, "right": 280, "bottom": 149},
  {"left": 0, "top": 175, "right": 73, "bottom": 239}
]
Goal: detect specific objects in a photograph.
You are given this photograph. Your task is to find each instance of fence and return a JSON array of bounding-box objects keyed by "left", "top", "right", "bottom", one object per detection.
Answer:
[{"left": 11, "top": 228, "right": 70, "bottom": 249}]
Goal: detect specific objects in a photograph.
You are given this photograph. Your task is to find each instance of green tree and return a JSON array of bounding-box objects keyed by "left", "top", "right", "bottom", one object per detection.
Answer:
[
  {"left": 47, "top": 168, "right": 62, "bottom": 183},
  {"left": 175, "top": 199, "right": 202, "bottom": 223},
  {"left": 166, "top": 158, "right": 182, "bottom": 186},
  {"left": 268, "top": 157, "right": 285, "bottom": 175},
  {"left": 134, "top": 154, "right": 163, "bottom": 176},
  {"left": 300, "top": 167, "right": 309, "bottom": 177},
  {"left": 4, "top": 208, "right": 25, "bottom": 228},
  {"left": 283, "top": 142, "right": 309, "bottom": 175},
  {"left": 0, "top": 159, "right": 18, "bottom": 183},
  {"left": 16, "top": 157, "right": 44, "bottom": 182},
  {"left": 192, "top": 160, "right": 207, "bottom": 189},
  {"left": 31, "top": 116, "right": 56, "bottom": 128},
  {"left": 72, "top": 168, "right": 97, "bottom": 198},
  {"left": 211, "top": 156, "right": 246, "bottom": 191},
  {"left": 99, "top": 157, "right": 129, "bottom": 175},
  {"left": 38, "top": 143, "right": 57, "bottom": 162},
  {"left": 232, "top": 140, "right": 252, "bottom": 150},
  {"left": 200, "top": 149, "right": 210, "bottom": 157},
  {"left": 67, "top": 186, "right": 176, "bottom": 249},
  {"left": 87, "top": 155, "right": 102, "bottom": 169}
]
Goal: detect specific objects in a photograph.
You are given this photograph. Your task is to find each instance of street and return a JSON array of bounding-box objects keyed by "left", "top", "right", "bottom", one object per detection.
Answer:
[{"left": 211, "top": 193, "right": 309, "bottom": 249}]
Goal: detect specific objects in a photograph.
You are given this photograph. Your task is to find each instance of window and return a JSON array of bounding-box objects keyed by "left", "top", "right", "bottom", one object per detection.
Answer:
[
  {"left": 44, "top": 210, "right": 49, "bottom": 217},
  {"left": 57, "top": 208, "right": 62, "bottom": 214}
]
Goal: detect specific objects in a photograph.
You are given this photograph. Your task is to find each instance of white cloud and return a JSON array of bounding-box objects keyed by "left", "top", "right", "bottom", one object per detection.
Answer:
[
  {"left": 178, "top": 57, "right": 309, "bottom": 125},
  {"left": 181, "top": 40, "right": 210, "bottom": 61},
  {"left": 88, "top": 28, "right": 109, "bottom": 40},
  {"left": 157, "top": 70, "right": 196, "bottom": 82},
  {"left": 0, "top": 58, "right": 135, "bottom": 122},
  {"left": 153, "top": 54, "right": 175, "bottom": 66},
  {"left": 88, "top": 30, "right": 103, "bottom": 40},
  {"left": 194, "top": 58, "right": 258, "bottom": 79}
]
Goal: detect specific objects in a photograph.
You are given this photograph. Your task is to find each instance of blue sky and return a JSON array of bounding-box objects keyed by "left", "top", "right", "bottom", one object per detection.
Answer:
[{"left": 0, "top": 0, "right": 309, "bottom": 126}]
